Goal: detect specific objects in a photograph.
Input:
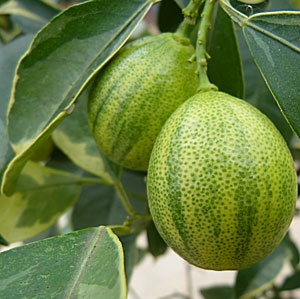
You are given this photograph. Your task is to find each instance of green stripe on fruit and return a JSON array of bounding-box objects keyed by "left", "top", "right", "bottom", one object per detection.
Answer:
[
  {"left": 147, "top": 91, "right": 297, "bottom": 270},
  {"left": 87, "top": 33, "right": 198, "bottom": 171}
]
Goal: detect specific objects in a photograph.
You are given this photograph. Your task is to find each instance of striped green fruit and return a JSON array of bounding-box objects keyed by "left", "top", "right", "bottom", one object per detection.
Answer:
[
  {"left": 147, "top": 91, "right": 297, "bottom": 270},
  {"left": 87, "top": 33, "right": 198, "bottom": 171}
]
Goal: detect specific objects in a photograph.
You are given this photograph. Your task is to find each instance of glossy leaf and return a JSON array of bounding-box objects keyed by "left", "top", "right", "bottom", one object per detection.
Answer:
[
  {"left": 242, "top": 12, "right": 300, "bottom": 137},
  {"left": 158, "top": 0, "right": 183, "bottom": 33},
  {"left": 119, "top": 234, "right": 139, "bottom": 283},
  {"left": 72, "top": 170, "right": 148, "bottom": 230},
  {"left": 52, "top": 84, "right": 118, "bottom": 184},
  {"left": 1, "top": 111, "right": 69, "bottom": 196},
  {"left": 2, "top": 0, "right": 155, "bottom": 196},
  {"left": 0, "top": 119, "right": 10, "bottom": 174},
  {"left": 146, "top": 220, "right": 168, "bottom": 257},
  {"left": 208, "top": 3, "right": 244, "bottom": 98},
  {"left": 72, "top": 184, "right": 124, "bottom": 230},
  {"left": 8, "top": 0, "right": 61, "bottom": 33},
  {"left": 221, "top": 0, "right": 300, "bottom": 138},
  {"left": 0, "top": 35, "right": 32, "bottom": 175},
  {"left": 0, "top": 234, "right": 9, "bottom": 246},
  {"left": 237, "top": 31, "right": 293, "bottom": 142},
  {"left": 174, "top": 0, "right": 190, "bottom": 9},
  {"left": 280, "top": 269, "right": 300, "bottom": 291},
  {"left": 200, "top": 286, "right": 234, "bottom": 299},
  {"left": 0, "top": 227, "right": 127, "bottom": 299},
  {"left": 235, "top": 238, "right": 292, "bottom": 299},
  {"left": 270, "top": 0, "right": 295, "bottom": 11},
  {"left": 0, "top": 161, "right": 81, "bottom": 243},
  {"left": 8, "top": 0, "right": 155, "bottom": 153}
]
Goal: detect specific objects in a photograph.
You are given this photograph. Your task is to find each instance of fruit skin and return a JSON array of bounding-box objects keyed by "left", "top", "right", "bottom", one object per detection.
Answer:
[
  {"left": 147, "top": 91, "right": 297, "bottom": 271},
  {"left": 87, "top": 33, "right": 198, "bottom": 171}
]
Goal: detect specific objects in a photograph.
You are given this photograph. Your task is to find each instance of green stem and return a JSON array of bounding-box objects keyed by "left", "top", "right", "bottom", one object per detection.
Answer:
[
  {"left": 176, "top": 0, "right": 204, "bottom": 39},
  {"left": 175, "top": 20, "right": 194, "bottom": 39},
  {"left": 196, "top": 0, "right": 218, "bottom": 92},
  {"left": 182, "top": 0, "right": 205, "bottom": 24},
  {"left": 114, "top": 179, "right": 138, "bottom": 217}
]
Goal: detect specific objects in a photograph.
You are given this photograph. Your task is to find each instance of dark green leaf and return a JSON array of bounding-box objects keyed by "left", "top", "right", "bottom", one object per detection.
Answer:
[
  {"left": 52, "top": 83, "right": 119, "bottom": 184},
  {"left": 174, "top": 0, "right": 190, "bottom": 9},
  {"left": 8, "top": 0, "right": 154, "bottom": 152},
  {"left": 200, "top": 286, "right": 235, "bottom": 299},
  {"left": 1, "top": 0, "right": 60, "bottom": 34},
  {"left": 1, "top": 111, "right": 69, "bottom": 196},
  {"left": 0, "top": 0, "right": 8, "bottom": 6},
  {"left": 208, "top": 2, "right": 244, "bottom": 98},
  {"left": 72, "top": 184, "right": 124, "bottom": 230},
  {"left": 2, "top": 0, "right": 155, "bottom": 196},
  {"left": 0, "top": 35, "right": 32, "bottom": 174},
  {"left": 72, "top": 170, "right": 148, "bottom": 230},
  {"left": 0, "top": 119, "right": 12, "bottom": 175},
  {"left": 146, "top": 220, "right": 168, "bottom": 257},
  {"left": 237, "top": 31, "right": 293, "bottom": 142},
  {"left": 280, "top": 269, "right": 300, "bottom": 291},
  {"left": 158, "top": 0, "right": 183, "bottom": 33},
  {"left": 119, "top": 234, "right": 138, "bottom": 283},
  {"left": 242, "top": 12, "right": 300, "bottom": 138},
  {"left": 0, "top": 227, "right": 127, "bottom": 299},
  {"left": 283, "top": 232, "right": 300, "bottom": 269},
  {"left": 235, "top": 238, "right": 292, "bottom": 299},
  {"left": 0, "top": 161, "right": 81, "bottom": 243},
  {"left": 11, "top": 0, "right": 60, "bottom": 33},
  {"left": 0, "top": 234, "right": 9, "bottom": 246},
  {"left": 0, "top": 35, "right": 32, "bottom": 121},
  {"left": 270, "top": 0, "right": 295, "bottom": 10}
]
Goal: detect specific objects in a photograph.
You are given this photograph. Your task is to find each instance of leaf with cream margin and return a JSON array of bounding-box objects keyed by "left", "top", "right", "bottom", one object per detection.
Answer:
[
  {"left": 0, "top": 161, "right": 81, "bottom": 243},
  {"left": 0, "top": 227, "right": 127, "bottom": 299},
  {"left": 2, "top": 0, "right": 156, "bottom": 196}
]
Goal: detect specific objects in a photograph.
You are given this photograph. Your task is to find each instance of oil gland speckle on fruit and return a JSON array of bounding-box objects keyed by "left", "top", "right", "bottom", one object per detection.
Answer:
[
  {"left": 147, "top": 91, "right": 297, "bottom": 271},
  {"left": 87, "top": 33, "right": 198, "bottom": 171}
]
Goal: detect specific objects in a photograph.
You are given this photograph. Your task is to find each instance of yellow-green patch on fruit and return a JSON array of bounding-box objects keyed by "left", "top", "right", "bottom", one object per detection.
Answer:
[
  {"left": 147, "top": 91, "right": 297, "bottom": 271},
  {"left": 87, "top": 33, "right": 198, "bottom": 171}
]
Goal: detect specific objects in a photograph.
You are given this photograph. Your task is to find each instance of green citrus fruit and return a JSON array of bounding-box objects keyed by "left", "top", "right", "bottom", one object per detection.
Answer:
[
  {"left": 147, "top": 91, "right": 297, "bottom": 270},
  {"left": 87, "top": 33, "right": 198, "bottom": 171}
]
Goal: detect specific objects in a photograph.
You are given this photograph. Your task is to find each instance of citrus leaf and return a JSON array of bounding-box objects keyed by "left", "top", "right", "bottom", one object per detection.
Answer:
[
  {"left": 8, "top": 0, "right": 154, "bottom": 153},
  {"left": 235, "top": 238, "right": 293, "bottom": 299},
  {"left": 72, "top": 184, "right": 124, "bottom": 230},
  {"left": 220, "top": 1, "right": 300, "bottom": 138},
  {"left": 280, "top": 269, "right": 300, "bottom": 291},
  {"left": 174, "top": 0, "right": 190, "bottom": 9},
  {"left": 0, "top": 35, "right": 32, "bottom": 175},
  {"left": 0, "top": 119, "right": 11, "bottom": 175},
  {"left": 200, "top": 286, "right": 234, "bottom": 299},
  {"left": 52, "top": 84, "right": 119, "bottom": 184},
  {"left": 2, "top": 0, "right": 155, "bottom": 196},
  {"left": 208, "top": 2, "right": 244, "bottom": 98},
  {"left": 0, "top": 35, "right": 33, "bottom": 122},
  {"left": 158, "top": 0, "right": 183, "bottom": 33},
  {"left": 1, "top": 111, "right": 69, "bottom": 196},
  {"left": 271, "top": 0, "right": 295, "bottom": 11},
  {"left": 120, "top": 234, "right": 138, "bottom": 284},
  {"left": 237, "top": 31, "right": 293, "bottom": 142},
  {"left": 146, "top": 220, "right": 168, "bottom": 258},
  {"left": 242, "top": 12, "right": 300, "bottom": 138},
  {"left": 0, "top": 161, "right": 81, "bottom": 243},
  {"left": 0, "top": 227, "right": 127, "bottom": 299},
  {"left": 0, "top": 234, "right": 9, "bottom": 246},
  {"left": 72, "top": 170, "right": 148, "bottom": 230},
  {"left": 7, "top": 0, "right": 61, "bottom": 33}
]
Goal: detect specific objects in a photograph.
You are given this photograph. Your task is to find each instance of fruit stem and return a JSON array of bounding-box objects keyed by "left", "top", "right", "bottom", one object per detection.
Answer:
[
  {"left": 114, "top": 179, "right": 138, "bottom": 217},
  {"left": 182, "top": 0, "right": 205, "bottom": 24},
  {"left": 196, "top": 0, "right": 218, "bottom": 92},
  {"left": 176, "top": 0, "right": 204, "bottom": 39}
]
